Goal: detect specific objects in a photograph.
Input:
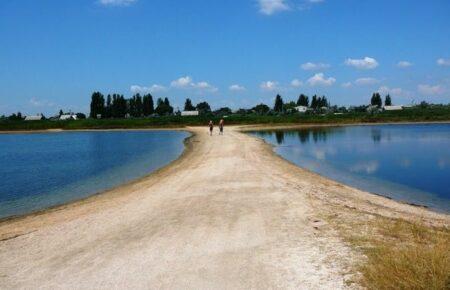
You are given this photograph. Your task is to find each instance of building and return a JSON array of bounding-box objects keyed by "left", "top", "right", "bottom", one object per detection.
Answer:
[
  {"left": 181, "top": 110, "right": 199, "bottom": 116},
  {"left": 24, "top": 114, "right": 44, "bottom": 121},
  {"left": 294, "top": 106, "right": 308, "bottom": 113},
  {"left": 59, "top": 114, "right": 77, "bottom": 120},
  {"left": 383, "top": 105, "right": 403, "bottom": 111}
]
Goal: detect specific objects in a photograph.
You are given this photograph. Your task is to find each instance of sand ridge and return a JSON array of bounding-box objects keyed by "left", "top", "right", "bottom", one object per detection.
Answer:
[{"left": 0, "top": 126, "right": 448, "bottom": 289}]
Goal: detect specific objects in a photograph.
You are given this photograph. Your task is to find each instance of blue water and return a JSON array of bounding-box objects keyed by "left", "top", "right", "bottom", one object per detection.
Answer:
[
  {"left": 0, "top": 130, "right": 189, "bottom": 219},
  {"left": 250, "top": 124, "right": 450, "bottom": 213}
]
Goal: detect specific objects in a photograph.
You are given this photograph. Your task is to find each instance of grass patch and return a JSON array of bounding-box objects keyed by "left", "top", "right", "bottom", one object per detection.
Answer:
[{"left": 336, "top": 215, "right": 450, "bottom": 290}]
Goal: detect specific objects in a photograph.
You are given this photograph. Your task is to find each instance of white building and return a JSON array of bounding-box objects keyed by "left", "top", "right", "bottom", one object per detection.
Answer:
[
  {"left": 383, "top": 105, "right": 403, "bottom": 111},
  {"left": 25, "top": 114, "right": 44, "bottom": 121},
  {"left": 59, "top": 114, "right": 77, "bottom": 120},
  {"left": 181, "top": 110, "right": 199, "bottom": 116},
  {"left": 294, "top": 106, "right": 308, "bottom": 113}
]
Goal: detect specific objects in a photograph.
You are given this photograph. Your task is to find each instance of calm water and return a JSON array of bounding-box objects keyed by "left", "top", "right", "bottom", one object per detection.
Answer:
[
  {"left": 0, "top": 130, "right": 189, "bottom": 219},
  {"left": 250, "top": 124, "right": 450, "bottom": 213}
]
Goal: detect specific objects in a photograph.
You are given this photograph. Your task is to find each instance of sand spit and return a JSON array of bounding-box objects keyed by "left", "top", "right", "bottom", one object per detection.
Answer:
[{"left": 0, "top": 126, "right": 448, "bottom": 289}]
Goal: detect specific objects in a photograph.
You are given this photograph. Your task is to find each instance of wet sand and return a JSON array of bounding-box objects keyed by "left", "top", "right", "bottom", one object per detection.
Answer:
[{"left": 0, "top": 126, "right": 448, "bottom": 289}]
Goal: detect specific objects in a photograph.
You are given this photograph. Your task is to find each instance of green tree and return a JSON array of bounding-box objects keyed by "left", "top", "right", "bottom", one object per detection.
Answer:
[
  {"left": 274, "top": 94, "right": 284, "bottom": 112},
  {"left": 155, "top": 97, "right": 174, "bottom": 116},
  {"left": 371, "top": 92, "right": 382, "bottom": 108},
  {"left": 59, "top": 109, "right": 63, "bottom": 116},
  {"left": 184, "top": 98, "right": 196, "bottom": 111},
  {"left": 135, "top": 94, "right": 143, "bottom": 117},
  {"left": 105, "top": 94, "right": 112, "bottom": 118},
  {"left": 164, "top": 98, "right": 174, "bottom": 114},
  {"left": 297, "top": 94, "right": 309, "bottom": 107},
  {"left": 310, "top": 95, "right": 318, "bottom": 109},
  {"left": 385, "top": 94, "right": 392, "bottom": 106},
  {"left": 213, "top": 107, "right": 232, "bottom": 116},
  {"left": 252, "top": 103, "right": 270, "bottom": 115},
  {"left": 196, "top": 101, "right": 211, "bottom": 115},
  {"left": 143, "top": 94, "right": 154, "bottom": 116},
  {"left": 89, "top": 91, "right": 105, "bottom": 118}
]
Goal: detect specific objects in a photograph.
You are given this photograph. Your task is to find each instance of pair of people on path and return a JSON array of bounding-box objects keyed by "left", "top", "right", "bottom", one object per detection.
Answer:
[{"left": 209, "top": 119, "right": 224, "bottom": 136}]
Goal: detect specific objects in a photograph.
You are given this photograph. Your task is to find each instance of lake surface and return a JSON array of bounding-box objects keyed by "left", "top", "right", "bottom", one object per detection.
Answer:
[
  {"left": 0, "top": 130, "right": 189, "bottom": 219},
  {"left": 250, "top": 124, "right": 450, "bottom": 213}
]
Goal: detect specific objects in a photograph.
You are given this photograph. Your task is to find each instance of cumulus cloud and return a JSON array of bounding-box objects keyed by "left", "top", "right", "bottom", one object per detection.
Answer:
[
  {"left": 437, "top": 58, "right": 450, "bottom": 66},
  {"left": 229, "top": 84, "right": 246, "bottom": 91},
  {"left": 260, "top": 81, "right": 279, "bottom": 91},
  {"left": 291, "top": 79, "right": 303, "bottom": 87},
  {"left": 345, "top": 57, "right": 379, "bottom": 69},
  {"left": 130, "top": 84, "right": 166, "bottom": 94},
  {"left": 170, "top": 76, "right": 217, "bottom": 92},
  {"left": 307, "top": 73, "right": 336, "bottom": 86},
  {"left": 397, "top": 61, "right": 413, "bottom": 68},
  {"left": 98, "top": 0, "right": 136, "bottom": 6},
  {"left": 378, "top": 86, "right": 406, "bottom": 97},
  {"left": 171, "top": 76, "right": 193, "bottom": 88},
  {"left": 418, "top": 84, "right": 445, "bottom": 96},
  {"left": 301, "top": 62, "right": 330, "bottom": 71},
  {"left": 258, "top": 0, "right": 290, "bottom": 15},
  {"left": 354, "top": 77, "right": 379, "bottom": 86}
]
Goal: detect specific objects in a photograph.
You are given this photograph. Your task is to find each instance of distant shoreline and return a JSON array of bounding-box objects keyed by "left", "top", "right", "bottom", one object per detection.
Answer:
[{"left": 1, "top": 120, "right": 449, "bottom": 134}]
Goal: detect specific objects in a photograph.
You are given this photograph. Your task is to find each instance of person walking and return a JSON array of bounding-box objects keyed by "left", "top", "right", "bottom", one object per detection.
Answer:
[
  {"left": 219, "top": 119, "right": 224, "bottom": 135},
  {"left": 208, "top": 120, "right": 214, "bottom": 136}
]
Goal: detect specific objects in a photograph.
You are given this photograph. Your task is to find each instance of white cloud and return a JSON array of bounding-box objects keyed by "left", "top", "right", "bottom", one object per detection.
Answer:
[
  {"left": 170, "top": 76, "right": 217, "bottom": 92},
  {"left": 341, "top": 82, "right": 352, "bottom": 88},
  {"left": 307, "top": 73, "right": 336, "bottom": 86},
  {"left": 291, "top": 79, "right": 303, "bottom": 87},
  {"left": 229, "top": 84, "right": 246, "bottom": 91},
  {"left": 354, "top": 77, "right": 379, "bottom": 86},
  {"left": 418, "top": 84, "right": 445, "bottom": 96},
  {"left": 301, "top": 62, "right": 330, "bottom": 71},
  {"left": 437, "top": 58, "right": 450, "bottom": 66},
  {"left": 258, "top": 0, "right": 290, "bottom": 15},
  {"left": 397, "top": 61, "right": 413, "bottom": 68},
  {"left": 193, "top": 81, "right": 218, "bottom": 92},
  {"left": 378, "top": 86, "right": 404, "bottom": 96},
  {"left": 260, "top": 81, "right": 279, "bottom": 91},
  {"left": 98, "top": 0, "right": 136, "bottom": 6},
  {"left": 345, "top": 57, "right": 379, "bottom": 70},
  {"left": 130, "top": 84, "right": 166, "bottom": 94},
  {"left": 171, "top": 76, "right": 193, "bottom": 88}
]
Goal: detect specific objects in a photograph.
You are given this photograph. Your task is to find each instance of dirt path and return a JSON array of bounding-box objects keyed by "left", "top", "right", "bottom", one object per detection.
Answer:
[{"left": 0, "top": 126, "right": 447, "bottom": 289}]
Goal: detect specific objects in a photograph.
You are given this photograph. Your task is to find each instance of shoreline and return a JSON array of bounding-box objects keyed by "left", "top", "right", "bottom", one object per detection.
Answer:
[{"left": 1, "top": 120, "right": 449, "bottom": 134}]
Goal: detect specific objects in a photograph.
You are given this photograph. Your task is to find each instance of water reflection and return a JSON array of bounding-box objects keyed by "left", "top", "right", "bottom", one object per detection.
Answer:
[{"left": 250, "top": 124, "right": 450, "bottom": 213}]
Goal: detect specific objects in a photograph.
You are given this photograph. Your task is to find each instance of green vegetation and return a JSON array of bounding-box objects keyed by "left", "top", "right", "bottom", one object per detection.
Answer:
[
  {"left": 1, "top": 105, "right": 450, "bottom": 131},
  {"left": 1, "top": 90, "right": 449, "bottom": 131}
]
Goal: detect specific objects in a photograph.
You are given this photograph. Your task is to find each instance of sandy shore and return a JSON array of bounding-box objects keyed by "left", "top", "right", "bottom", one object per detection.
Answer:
[{"left": 0, "top": 126, "right": 448, "bottom": 289}]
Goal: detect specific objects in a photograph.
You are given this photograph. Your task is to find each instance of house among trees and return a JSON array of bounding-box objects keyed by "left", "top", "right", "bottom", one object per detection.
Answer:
[
  {"left": 294, "top": 106, "right": 308, "bottom": 113},
  {"left": 24, "top": 114, "right": 44, "bottom": 121},
  {"left": 59, "top": 113, "right": 77, "bottom": 120},
  {"left": 383, "top": 105, "right": 403, "bottom": 111},
  {"left": 181, "top": 110, "right": 199, "bottom": 116}
]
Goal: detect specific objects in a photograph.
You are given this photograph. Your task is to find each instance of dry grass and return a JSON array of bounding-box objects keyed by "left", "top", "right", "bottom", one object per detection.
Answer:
[{"left": 328, "top": 213, "right": 450, "bottom": 290}]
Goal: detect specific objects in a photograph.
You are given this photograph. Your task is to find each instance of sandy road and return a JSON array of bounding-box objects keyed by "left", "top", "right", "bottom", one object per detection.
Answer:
[{"left": 0, "top": 126, "right": 446, "bottom": 289}]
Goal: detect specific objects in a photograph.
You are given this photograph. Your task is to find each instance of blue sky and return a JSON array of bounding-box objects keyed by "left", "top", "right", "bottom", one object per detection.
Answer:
[{"left": 1, "top": 0, "right": 449, "bottom": 115}]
